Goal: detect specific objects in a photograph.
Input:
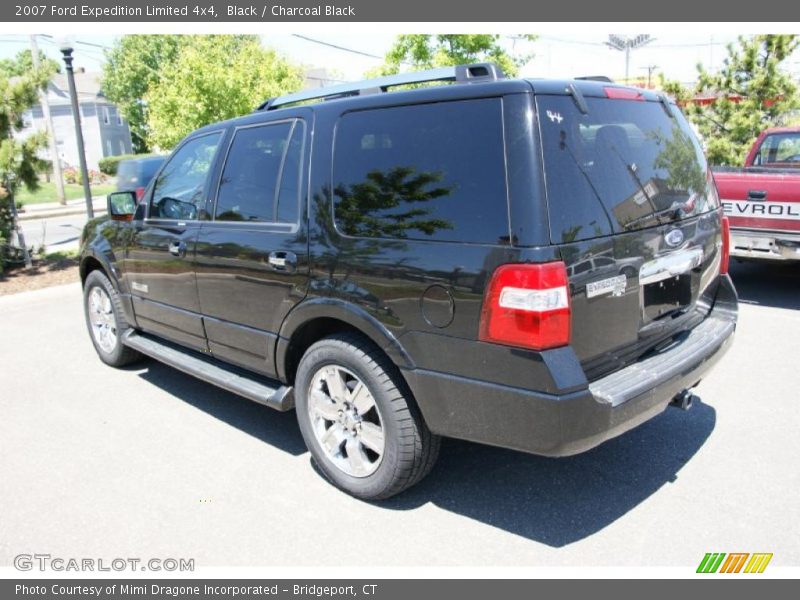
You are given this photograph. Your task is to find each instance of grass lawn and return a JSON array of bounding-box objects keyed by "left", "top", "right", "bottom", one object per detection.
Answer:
[{"left": 16, "top": 182, "right": 115, "bottom": 205}]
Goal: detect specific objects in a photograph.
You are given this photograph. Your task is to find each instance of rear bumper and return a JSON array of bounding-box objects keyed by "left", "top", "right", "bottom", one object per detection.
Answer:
[
  {"left": 406, "top": 275, "right": 738, "bottom": 457},
  {"left": 730, "top": 229, "right": 800, "bottom": 261}
]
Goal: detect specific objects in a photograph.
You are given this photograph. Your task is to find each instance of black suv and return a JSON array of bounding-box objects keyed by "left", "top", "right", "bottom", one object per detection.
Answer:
[{"left": 81, "top": 64, "right": 737, "bottom": 499}]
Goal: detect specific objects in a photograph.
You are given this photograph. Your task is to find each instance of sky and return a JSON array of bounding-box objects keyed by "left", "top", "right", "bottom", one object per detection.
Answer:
[{"left": 2, "top": 33, "right": 799, "bottom": 86}]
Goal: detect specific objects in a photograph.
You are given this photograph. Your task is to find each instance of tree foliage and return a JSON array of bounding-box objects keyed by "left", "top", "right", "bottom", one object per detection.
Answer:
[
  {"left": 662, "top": 35, "right": 799, "bottom": 166},
  {"left": 0, "top": 67, "right": 49, "bottom": 271},
  {"left": 373, "top": 34, "right": 535, "bottom": 78},
  {"left": 0, "top": 49, "right": 60, "bottom": 79},
  {"left": 141, "top": 36, "right": 303, "bottom": 150},
  {"left": 103, "top": 35, "right": 189, "bottom": 153}
]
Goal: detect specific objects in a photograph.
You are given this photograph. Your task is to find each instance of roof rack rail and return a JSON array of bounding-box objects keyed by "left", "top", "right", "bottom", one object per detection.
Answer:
[
  {"left": 256, "top": 62, "right": 505, "bottom": 111},
  {"left": 575, "top": 76, "right": 614, "bottom": 82}
]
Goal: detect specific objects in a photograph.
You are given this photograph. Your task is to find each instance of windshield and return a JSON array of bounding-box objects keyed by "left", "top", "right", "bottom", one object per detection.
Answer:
[{"left": 537, "top": 95, "right": 716, "bottom": 243}]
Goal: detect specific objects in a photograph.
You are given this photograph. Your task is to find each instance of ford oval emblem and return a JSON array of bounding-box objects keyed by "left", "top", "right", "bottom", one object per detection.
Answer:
[{"left": 665, "top": 228, "right": 684, "bottom": 248}]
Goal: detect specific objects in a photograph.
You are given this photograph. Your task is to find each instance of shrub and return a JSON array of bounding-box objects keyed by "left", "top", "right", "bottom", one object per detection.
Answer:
[
  {"left": 62, "top": 167, "right": 108, "bottom": 185},
  {"left": 63, "top": 167, "right": 79, "bottom": 184},
  {"left": 99, "top": 153, "right": 155, "bottom": 176}
]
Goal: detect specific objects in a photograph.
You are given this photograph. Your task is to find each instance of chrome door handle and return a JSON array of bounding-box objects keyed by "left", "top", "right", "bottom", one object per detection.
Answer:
[
  {"left": 268, "top": 251, "right": 297, "bottom": 272},
  {"left": 168, "top": 241, "right": 186, "bottom": 257}
]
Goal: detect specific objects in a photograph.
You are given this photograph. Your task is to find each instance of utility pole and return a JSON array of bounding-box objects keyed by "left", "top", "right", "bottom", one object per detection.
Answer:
[
  {"left": 641, "top": 64, "right": 659, "bottom": 88},
  {"left": 30, "top": 35, "right": 66, "bottom": 206},
  {"left": 606, "top": 35, "right": 654, "bottom": 84}
]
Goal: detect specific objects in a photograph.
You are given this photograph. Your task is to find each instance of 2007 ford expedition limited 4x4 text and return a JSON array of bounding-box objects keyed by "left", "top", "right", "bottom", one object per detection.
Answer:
[{"left": 80, "top": 64, "right": 737, "bottom": 499}]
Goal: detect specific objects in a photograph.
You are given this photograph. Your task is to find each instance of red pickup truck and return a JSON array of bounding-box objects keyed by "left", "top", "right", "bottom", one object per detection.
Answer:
[{"left": 713, "top": 127, "right": 800, "bottom": 261}]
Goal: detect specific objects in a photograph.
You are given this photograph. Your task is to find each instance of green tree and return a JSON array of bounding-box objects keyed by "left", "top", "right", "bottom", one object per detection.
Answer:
[
  {"left": 103, "top": 35, "right": 189, "bottom": 152},
  {"left": 0, "top": 49, "right": 60, "bottom": 79},
  {"left": 144, "top": 36, "right": 303, "bottom": 150},
  {"left": 372, "top": 34, "right": 535, "bottom": 78},
  {"left": 662, "top": 35, "right": 799, "bottom": 165},
  {"left": 0, "top": 68, "right": 49, "bottom": 272}
]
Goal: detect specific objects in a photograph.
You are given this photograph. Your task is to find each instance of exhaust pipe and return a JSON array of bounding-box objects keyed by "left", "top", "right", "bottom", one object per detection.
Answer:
[{"left": 670, "top": 389, "right": 695, "bottom": 411}]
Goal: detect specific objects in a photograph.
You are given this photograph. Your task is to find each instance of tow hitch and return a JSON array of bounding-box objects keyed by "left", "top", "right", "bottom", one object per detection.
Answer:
[{"left": 670, "top": 389, "right": 695, "bottom": 411}]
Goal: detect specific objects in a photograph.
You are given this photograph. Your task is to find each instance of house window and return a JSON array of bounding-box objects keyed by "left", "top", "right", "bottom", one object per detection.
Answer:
[
  {"left": 116, "top": 110, "right": 123, "bottom": 126},
  {"left": 103, "top": 107, "right": 110, "bottom": 125}
]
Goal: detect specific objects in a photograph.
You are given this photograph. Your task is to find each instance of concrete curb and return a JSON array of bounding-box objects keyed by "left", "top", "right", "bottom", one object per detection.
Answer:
[{"left": 18, "top": 207, "right": 106, "bottom": 221}]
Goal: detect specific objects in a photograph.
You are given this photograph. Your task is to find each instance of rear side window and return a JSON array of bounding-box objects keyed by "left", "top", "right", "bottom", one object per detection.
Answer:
[
  {"left": 215, "top": 121, "right": 301, "bottom": 223},
  {"left": 141, "top": 158, "right": 164, "bottom": 181},
  {"left": 117, "top": 162, "right": 133, "bottom": 184},
  {"left": 537, "top": 95, "right": 713, "bottom": 243},
  {"left": 332, "top": 99, "right": 509, "bottom": 244}
]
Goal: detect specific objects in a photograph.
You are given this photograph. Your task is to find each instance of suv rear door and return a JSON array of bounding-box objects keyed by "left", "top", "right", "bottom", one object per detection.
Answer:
[
  {"left": 534, "top": 90, "right": 725, "bottom": 379},
  {"left": 193, "top": 116, "right": 310, "bottom": 377}
]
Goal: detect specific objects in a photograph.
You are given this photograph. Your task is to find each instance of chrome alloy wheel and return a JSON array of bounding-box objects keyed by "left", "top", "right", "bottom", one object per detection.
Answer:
[
  {"left": 307, "top": 365, "right": 385, "bottom": 478},
  {"left": 88, "top": 286, "right": 117, "bottom": 354}
]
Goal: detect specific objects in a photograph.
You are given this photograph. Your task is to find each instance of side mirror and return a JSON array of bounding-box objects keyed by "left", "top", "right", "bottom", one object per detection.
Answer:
[{"left": 107, "top": 192, "right": 136, "bottom": 222}]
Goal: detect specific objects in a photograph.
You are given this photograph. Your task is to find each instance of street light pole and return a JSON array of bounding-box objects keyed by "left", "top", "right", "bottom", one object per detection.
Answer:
[
  {"left": 59, "top": 42, "right": 94, "bottom": 219},
  {"left": 606, "top": 35, "right": 654, "bottom": 84}
]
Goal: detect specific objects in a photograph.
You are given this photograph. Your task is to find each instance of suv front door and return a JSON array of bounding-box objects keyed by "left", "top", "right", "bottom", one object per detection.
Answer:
[
  {"left": 125, "top": 130, "right": 224, "bottom": 351},
  {"left": 194, "top": 118, "right": 309, "bottom": 377}
]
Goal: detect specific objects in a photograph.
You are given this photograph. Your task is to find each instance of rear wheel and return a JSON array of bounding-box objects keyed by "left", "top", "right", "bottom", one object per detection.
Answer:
[
  {"left": 83, "top": 270, "right": 141, "bottom": 367},
  {"left": 294, "top": 332, "right": 440, "bottom": 500}
]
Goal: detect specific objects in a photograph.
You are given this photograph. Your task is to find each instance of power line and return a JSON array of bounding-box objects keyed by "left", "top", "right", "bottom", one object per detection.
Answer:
[{"left": 290, "top": 34, "right": 386, "bottom": 61}]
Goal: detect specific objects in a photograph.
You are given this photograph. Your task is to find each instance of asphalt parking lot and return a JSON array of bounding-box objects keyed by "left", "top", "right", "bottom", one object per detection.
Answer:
[{"left": 1, "top": 261, "right": 798, "bottom": 568}]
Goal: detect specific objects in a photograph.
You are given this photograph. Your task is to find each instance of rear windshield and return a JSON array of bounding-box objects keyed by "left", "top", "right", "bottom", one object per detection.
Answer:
[
  {"left": 752, "top": 132, "right": 800, "bottom": 167},
  {"left": 537, "top": 95, "right": 716, "bottom": 243}
]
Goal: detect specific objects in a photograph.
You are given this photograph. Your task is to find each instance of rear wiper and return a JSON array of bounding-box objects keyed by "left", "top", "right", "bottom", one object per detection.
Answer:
[
  {"left": 559, "top": 136, "right": 614, "bottom": 233},
  {"left": 604, "top": 145, "right": 666, "bottom": 226},
  {"left": 624, "top": 201, "right": 684, "bottom": 229}
]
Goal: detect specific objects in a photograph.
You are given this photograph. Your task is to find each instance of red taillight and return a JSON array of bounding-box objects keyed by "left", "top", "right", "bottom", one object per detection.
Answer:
[
  {"left": 135, "top": 186, "right": 145, "bottom": 201},
  {"left": 720, "top": 216, "right": 731, "bottom": 275},
  {"left": 604, "top": 87, "right": 644, "bottom": 101},
  {"left": 479, "top": 262, "right": 571, "bottom": 351}
]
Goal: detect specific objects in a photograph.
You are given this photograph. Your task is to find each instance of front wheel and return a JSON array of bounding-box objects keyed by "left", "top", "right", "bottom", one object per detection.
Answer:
[
  {"left": 294, "top": 333, "right": 440, "bottom": 500},
  {"left": 83, "top": 270, "right": 142, "bottom": 367}
]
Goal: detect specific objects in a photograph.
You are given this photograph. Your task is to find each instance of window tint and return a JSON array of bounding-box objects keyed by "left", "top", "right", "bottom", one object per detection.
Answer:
[
  {"left": 537, "top": 96, "right": 713, "bottom": 243},
  {"left": 150, "top": 132, "right": 222, "bottom": 220},
  {"left": 333, "top": 99, "right": 509, "bottom": 244},
  {"left": 215, "top": 122, "right": 294, "bottom": 222}
]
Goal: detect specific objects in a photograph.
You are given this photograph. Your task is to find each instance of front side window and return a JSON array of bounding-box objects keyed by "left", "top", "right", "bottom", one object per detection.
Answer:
[
  {"left": 150, "top": 132, "right": 222, "bottom": 220},
  {"left": 215, "top": 121, "right": 301, "bottom": 223},
  {"left": 332, "top": 99, "right": 509, "bottom": 244}
]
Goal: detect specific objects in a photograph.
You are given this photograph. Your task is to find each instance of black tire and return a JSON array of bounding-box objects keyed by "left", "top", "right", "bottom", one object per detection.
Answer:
[
  {"left": 83, "top": 269, "right": 142, "bottom": 367},
  {"left": 295, "top": 332, "right": 440, "bottom": 500}
]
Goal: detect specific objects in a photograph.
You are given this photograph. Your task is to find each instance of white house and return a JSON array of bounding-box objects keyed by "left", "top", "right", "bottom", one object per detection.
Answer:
[{"left": 19, "top": 70, "right": 133, "bottom": 171}]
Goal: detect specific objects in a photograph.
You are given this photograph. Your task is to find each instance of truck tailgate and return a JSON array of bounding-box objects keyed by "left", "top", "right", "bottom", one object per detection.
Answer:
[{"left": 714, "top": 167, "right": 800, "bottom": 233}]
